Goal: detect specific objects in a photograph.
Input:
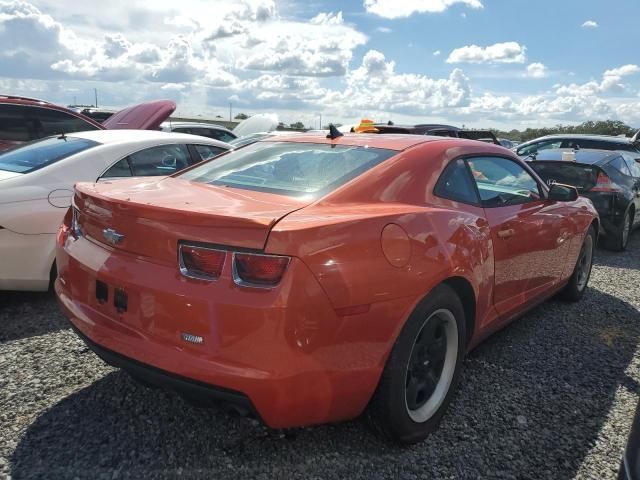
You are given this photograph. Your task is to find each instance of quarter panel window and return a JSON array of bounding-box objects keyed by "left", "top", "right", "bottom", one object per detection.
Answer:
[
  {"left": 468, "top": 157, "right": 542, "bottom": 207},
  {"left": 610, "top": 156, "right": 631, "bottom": 176},
  {"left": 194, "top": 144, "right": 227, "bottom": 162},
  {"left": 128, "top": 144, "right": 191, "bottom": 176},
  {"left": 434, "top": 158, "right": 479, "bottom": 205},
  {"left": 101, "top": 158, "right": 133, "bottom": 178}
]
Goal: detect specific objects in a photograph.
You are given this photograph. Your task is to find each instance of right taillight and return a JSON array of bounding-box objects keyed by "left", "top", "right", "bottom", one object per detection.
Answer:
[
  {"left": 233, "top": 252, "right": 291, "bottom": 288},
  {"left": 179, "top": 244, "right": 226, "bottom": 281},
  {"left": 591, "top": 172, "right": 621, "bottom": 192}
]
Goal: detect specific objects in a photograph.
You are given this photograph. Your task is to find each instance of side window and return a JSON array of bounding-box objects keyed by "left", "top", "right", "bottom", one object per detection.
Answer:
[
  {"left": 28, "top": 107, "right": 98, "bottom": 137},
  {"left": 194, "top": 144, "right": 227, "bottom": 162},
  {"left": 0, "top": 105, "right": 31, "bottom": 141},
  {"left": 622, "top": 153, "right": 640, "bottom": 178},
  {"left": 468, "top": 156, "right": 542, "bottom": 207},
  {"left": 101, "top": 158, "right": 132, "bottom": 178},
  {"left": 517, "top": 139, "right": 562, "bottom": 157},
  {"left": 610, "top": 156, "right": 631, "bottom": 176},
  {"left": 434, "top": 158, "right": 479, "bottom": 205},
  {"left": 173, "top": 127, "right": 194, "bottom": 135},
  {"left": 128, "top": 144, "right": 191, "bottom": 176}
]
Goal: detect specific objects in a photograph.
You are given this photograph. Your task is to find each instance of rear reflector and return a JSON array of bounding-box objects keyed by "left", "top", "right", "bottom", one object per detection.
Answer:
[
  {"left": 179, "top": 244, "right": 226, "bottom": 281},
  {"left": 233, "top": 252, "right": 290, "bottom": 288},
  {"left": 591, "top": 172, "right": 621, "bottom": 192}
]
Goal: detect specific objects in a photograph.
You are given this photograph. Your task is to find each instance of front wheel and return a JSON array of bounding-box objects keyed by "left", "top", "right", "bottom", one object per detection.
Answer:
[
  {"left": 559, "top": 225, "right": 595, "bottom": 302},
  {"left": 366, "top": 284, "right": 465, "bottom": 444}
]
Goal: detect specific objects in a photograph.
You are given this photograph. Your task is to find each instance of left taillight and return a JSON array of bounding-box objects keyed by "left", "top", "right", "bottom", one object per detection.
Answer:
[{"left": 179, "top": 244, "right": 226, "bottom": 281}]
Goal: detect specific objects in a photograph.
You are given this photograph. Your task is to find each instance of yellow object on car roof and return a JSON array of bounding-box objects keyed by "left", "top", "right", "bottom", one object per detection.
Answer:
[{"left": 354, "top": 119, "right": 379, "bottom": 133}]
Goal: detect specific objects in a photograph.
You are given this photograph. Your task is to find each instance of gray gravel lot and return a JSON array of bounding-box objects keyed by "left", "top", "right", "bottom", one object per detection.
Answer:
[{"left": 1, "top": 233, "right": 640, "bottom": 480}]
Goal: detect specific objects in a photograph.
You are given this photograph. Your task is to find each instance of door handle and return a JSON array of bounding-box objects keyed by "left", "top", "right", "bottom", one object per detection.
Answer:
[{"left": 497, "top": 228, "right": 515, "bottom": 239}]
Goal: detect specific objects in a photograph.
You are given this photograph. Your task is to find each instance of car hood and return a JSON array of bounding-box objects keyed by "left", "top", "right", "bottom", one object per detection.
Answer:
[
  {"left": 232, "top": 113, "right": 279, "bottom": 137},
  {"left": 102, "top": 100, "right": 176, "bottom": 130}
]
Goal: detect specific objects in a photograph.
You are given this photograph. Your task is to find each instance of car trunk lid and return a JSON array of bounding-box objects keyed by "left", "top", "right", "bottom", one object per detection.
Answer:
[
  {"left": 73, "top": 177, "right": 307, "bottom": 263},
  {"left": 529, "top": 161, "right": 601, "bottom": 191},
  {"left": 102, "top": 100, "right": 176, "bottom": 131}
]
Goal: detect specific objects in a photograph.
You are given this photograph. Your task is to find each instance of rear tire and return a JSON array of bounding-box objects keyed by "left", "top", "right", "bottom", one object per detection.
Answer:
[
  {"left": 366, "top": 284, "right": 466, "bottom": 444},
  {"left": 560, "top": 226, "right": 595, "bottom": 302},
  {"left": 605, "top": 210, "right": 632, "bottom": 252}
]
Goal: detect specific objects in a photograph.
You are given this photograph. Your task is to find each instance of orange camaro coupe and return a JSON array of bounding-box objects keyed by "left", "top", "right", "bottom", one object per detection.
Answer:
[{"left": 56, "top": 133, "right": 598, "bottom": 443}]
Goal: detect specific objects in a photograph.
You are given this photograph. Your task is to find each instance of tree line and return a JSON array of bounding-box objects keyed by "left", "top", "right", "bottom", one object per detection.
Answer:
[{"left": 491, "top": 120, "right": 639, "bottom": 142}]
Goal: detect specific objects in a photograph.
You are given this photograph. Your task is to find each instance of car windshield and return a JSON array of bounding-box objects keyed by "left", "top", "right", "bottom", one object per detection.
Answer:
[
  {"left": 179, "top": 141, "right": 395, "bottom": 197},
  {"left": 0, "top": 136, "right": 99, "bottom": 173}
]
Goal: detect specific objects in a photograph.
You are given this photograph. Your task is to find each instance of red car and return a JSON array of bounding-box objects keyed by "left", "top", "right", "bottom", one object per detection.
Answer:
[
  {"left": 55, "top": 133, "right": 598, "bottom": 443},
  {"left": 0, "top": 95, "right": 176, "bottom": 151}
]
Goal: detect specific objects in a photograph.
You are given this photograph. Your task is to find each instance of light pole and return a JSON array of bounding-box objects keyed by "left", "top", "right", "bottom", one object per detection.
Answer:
[{"left": 94, "top": 88, "right": 98, "bottom": 107}]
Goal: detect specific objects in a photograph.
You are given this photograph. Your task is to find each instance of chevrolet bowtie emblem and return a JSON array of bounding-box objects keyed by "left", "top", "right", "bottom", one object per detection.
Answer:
[{"left": 102, "top": 228, "right": 125, "bottom": 245}]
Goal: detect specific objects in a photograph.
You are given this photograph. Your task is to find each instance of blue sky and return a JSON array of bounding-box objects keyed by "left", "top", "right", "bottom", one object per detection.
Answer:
[{"left": 1, "top": 0, "right": 638, "bottom": 129}]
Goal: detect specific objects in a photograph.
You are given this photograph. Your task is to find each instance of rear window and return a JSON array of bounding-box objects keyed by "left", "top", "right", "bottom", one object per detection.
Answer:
[
  {"left": 529, "top": 162, "right": 599, "bottom": 190},
  {"left": 179, "top": 142, "right": 395, "bottom": 197},
  {"left": 0, "top": 136, "right": 99, "bottom": 173}
]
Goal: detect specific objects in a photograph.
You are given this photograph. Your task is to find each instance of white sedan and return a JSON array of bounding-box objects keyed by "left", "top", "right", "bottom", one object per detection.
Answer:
[{"left": 0, "top": 129, "right": 231, "bottom": 291}]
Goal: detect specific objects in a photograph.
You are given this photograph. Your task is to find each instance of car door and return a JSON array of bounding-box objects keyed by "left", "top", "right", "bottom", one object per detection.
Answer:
[
  {"left": 467, "top": 156, "right": 572, "bottom": 316},
  {"left": 98, "top": 144, "right": 192, "bottom": 181}
]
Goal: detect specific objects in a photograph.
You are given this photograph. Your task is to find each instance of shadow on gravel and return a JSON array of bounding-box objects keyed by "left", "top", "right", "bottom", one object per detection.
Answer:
[
  {"left": 9, "top": 287, "right": 640, "bottom": 479},
  {"left": 0, "top": 290, "right": 68, "bottom": 343}
]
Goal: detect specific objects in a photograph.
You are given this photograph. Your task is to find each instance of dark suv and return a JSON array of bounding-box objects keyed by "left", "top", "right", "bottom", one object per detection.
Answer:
[{"left": 0, "top": 95, "right": 103, "bottom": 151}]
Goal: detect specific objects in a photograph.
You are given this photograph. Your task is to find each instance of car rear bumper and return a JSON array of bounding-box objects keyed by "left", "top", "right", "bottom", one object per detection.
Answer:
[
  {"left": 70, "top": 322, "right": 257, "bottom": 415},
  {"left": 55, "top": 232, "right": 400, "bottom": 428}
]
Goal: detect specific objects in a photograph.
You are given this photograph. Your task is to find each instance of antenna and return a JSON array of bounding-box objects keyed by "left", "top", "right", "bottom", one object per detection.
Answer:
[{"left": 326, "top": 124, "right": 343, "bottom": 140}]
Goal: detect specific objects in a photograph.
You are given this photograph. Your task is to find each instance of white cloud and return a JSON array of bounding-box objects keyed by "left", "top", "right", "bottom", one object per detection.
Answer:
[
  {"left": 581, "top": 20, "right": 598, "bottom": 28},
  {"left": 526, "top": 62, "right": 547, "bottom": 79},
  {"left": 376, "top": 26, "right": 392, "bottom": 33},
  {"left": 334, "top": 50, "right": 471, "bottom": 114},
  {"left": 446, "top": 42, "right": 526, "bottom": 64},
  {"left": 363, "top": 0, "right": 483, "bottom": 19},
  {"left": 556, "top": 64, "right": 639, "bottom": 96},
  {"left": 310, "top": 11, "right": 344, "bottom": 25},
  {"left": 433, "top": 50, "right": 441, "bottom": 56}
]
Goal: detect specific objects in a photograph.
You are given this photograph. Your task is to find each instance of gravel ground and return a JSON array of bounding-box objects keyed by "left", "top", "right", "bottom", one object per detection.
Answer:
[{"left": 1, "top": 232, "right": 640, "bottom": 480}]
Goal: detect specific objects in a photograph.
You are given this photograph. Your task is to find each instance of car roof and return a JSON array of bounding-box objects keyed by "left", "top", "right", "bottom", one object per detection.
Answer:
[
  {"left": 526, "top": 134, "right": 632, "bottom": 144},
  {"left": 0, "top": 95, "right": 104, "bottom": 128},
  {"left": 161, "top": 121, "right": 233, "bottom": 131},
  {"left": 261, "top": 133, "right": 466, "bottom": 151},
  {"left": 530, "top": 148, "right": 621, "bottom": 165},
  {"left": 67, "top": 129, "right": 232, "bottom": 147}
]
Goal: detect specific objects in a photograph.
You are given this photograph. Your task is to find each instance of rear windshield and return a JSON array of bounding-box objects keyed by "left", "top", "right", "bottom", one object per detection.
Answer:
[
  {"left": 179, "top": 141, "right": 395, "bottom": 197},
  {"left": 529, "top": 162, "right": 599, "bottom": 190},
  {"left": 0, "top": 136, "right": 99, "bottom": 173}
]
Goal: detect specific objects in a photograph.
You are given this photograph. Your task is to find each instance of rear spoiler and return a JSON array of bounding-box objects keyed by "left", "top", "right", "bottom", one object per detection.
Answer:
[{"left": 632, "top": 129, "right": 639, "bottom": 145}]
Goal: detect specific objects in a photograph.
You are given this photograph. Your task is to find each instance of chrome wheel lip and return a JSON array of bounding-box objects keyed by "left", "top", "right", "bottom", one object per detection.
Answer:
[
  {"left": 404, "top": 308, "right": 458, "bottom": 423},
  {"left": 576, "top": 233, "right": 594, "bottom": 291}
]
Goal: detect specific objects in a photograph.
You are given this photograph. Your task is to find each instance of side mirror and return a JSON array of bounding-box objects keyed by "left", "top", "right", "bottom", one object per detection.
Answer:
[{"left": 548, "top": 183, "right": 579, "bottom": 202}]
